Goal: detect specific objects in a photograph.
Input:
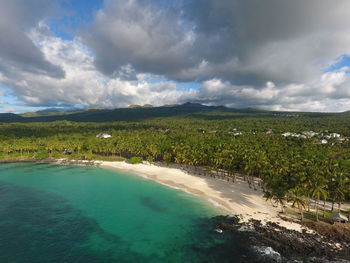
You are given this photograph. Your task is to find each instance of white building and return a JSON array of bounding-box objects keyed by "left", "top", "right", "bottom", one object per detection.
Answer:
[
  {"left": 320, "top": 139, "right": 328, "bottom": 144},
  {"left": 96, "top": 133, "right": 112, "bottom": 138},
  {"left": 303, "top": 131, "right": 318, "bottom": 138},
  {"left": 330, "top": 133, "right": 341, "bottom": 138}
]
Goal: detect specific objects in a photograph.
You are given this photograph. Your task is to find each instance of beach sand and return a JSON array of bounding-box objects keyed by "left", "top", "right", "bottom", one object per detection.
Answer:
[{"left": 99, "top": 161, "right": 307, "bottom": 232}]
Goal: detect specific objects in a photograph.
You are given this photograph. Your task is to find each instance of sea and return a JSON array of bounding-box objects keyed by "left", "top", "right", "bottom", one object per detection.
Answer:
[{"left": 0, "top": 163, "right": 272, "bottom": 263}]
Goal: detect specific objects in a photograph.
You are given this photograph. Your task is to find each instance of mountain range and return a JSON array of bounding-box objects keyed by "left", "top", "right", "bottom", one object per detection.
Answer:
[{"left": 0, "top": 103, "right": 347, "bottom": 123}]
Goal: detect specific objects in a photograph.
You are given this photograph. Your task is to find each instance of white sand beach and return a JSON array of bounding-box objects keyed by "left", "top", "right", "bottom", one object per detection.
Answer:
[{"left": 99, "top": 161, "right": 307, "bottom": 232}]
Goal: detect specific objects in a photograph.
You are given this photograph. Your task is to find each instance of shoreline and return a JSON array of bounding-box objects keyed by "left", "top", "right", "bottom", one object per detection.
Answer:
[
  {"left": 98, "top": 160, "right": 308, "bottom": 232},
  {"left": 1, "top": 158, "right": 306, "bottom": 232},
  {"left": 2, "top": 158, "right": 349, "bottom": 260}
]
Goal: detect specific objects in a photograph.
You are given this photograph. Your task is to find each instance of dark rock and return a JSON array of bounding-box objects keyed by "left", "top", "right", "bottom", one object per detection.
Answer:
[{"left": 216, "top": 215, "right": 350, "bottom": 262}]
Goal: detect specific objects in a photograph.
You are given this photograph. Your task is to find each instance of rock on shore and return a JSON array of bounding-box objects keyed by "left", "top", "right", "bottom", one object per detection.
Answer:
[{"left": 216, "top": 215, "right": 350, "bottom": 262}]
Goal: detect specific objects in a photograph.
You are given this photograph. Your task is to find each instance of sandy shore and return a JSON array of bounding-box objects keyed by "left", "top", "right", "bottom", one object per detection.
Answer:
[{"left": 99, "top": 161, "right": 307, "bottom": 232}]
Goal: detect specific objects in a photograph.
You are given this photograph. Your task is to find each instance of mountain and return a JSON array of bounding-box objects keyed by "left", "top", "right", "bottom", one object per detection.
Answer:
[
  {"left": 19, "top": 107, "right": 104, "bottom": 117},
  {"left": 127, "top": 104, "right": 153, "bottom": 109},
  {"left": 0, "top": 103, "right": 226, "bottom": 122},
  {"left": 0, "top": 103, "right": 344, "bottom": 123},
  {"left": 0, "top": 113, "right": 25, "bottom": 122},
  {"left": 21, "top": 109, "right": 74, "bottom": 117}
]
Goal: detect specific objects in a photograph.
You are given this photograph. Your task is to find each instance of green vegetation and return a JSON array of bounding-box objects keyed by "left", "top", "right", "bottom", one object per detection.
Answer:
[
  {"left": 0, "top": 103, "right": 349, "bottom": 223},
  {"left": 127, "top": 156, "right": 143, "bottom": 164},
  {"left": 34, "top": 150, "right": 49, "bottom": 160}
]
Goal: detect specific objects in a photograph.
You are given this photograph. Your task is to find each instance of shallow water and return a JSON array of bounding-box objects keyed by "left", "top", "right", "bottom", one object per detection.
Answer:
[{"left": 0, "top": 163, "right": 262, "bottom": 263}]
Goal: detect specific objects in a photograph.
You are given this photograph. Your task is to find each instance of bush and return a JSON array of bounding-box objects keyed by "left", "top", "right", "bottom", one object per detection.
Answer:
[{"left": 127, "top": 156, "right": 143, "bottom": 164}]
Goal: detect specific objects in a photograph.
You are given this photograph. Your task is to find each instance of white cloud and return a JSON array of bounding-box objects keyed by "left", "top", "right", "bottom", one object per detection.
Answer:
[
  {"left": 0, "top": 26, "right": 189, "bottom": 108},
  {"left": 1, "top": 0, "right": 350, "bottom": 112},
  {"left": 1, "top": 24, "right": 350, "bottom": 112},
  {"left": 80, "top": 0, "right": 197, "bottom": 80},
  {"left": 81, "top": 0, "right": 350, "bottom": 86},
  {"left": 191, "top": 68, "right": 350, "bottom": 112}
]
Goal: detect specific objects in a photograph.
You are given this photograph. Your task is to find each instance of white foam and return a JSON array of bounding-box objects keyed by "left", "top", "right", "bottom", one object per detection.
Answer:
[
  {"left": 253, "top": 246, "right": 282, "bottom": 262},
  {"left": 207, "top": 198, "right": 228, "bottom": 211}
]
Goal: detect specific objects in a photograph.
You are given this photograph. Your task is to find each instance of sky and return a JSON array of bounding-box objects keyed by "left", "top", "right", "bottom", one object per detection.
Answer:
[{"left": 1, "top": 0, "right": 350, "bottom": 113}]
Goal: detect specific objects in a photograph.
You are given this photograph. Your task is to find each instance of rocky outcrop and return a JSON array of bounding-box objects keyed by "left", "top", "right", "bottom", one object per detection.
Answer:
[{"left": 216, "top": 215, "right": 350, "bottom": 262}]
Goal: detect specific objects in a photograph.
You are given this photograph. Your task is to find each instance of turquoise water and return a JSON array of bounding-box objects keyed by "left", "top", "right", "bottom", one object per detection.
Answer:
[{"left": 0, "top": 163, "right": 259, "bottom": 263}]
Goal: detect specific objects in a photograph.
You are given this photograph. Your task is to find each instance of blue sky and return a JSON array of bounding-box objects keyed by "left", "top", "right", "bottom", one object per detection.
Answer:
[
  {"left": 327, "top": 55, "right": 350, "bottom": 73},
  {"left": 0, "top": 85, "right": 47, "bottom": 113},
  {"left": 1, "top": 0, "right": 350, "bottom": 113},
  {"left": 50, "top": 0, "right": 104, "bottom": 40}
]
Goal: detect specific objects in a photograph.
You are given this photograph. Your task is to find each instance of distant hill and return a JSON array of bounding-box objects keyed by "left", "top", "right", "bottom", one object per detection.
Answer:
[
  {"left": 20, "top": 107, "right": 110, "bottom": 118},
  {"left": 128, "top": 104, "right": 154, "bottom": 109},
  {"left": 21, "top": 108, "right": 83, "bottom": 117},
  {"left": 0, "top": 103, "right": 346, "bottom": 123},
  {"left": 0, "top": 113, "right": 25, "bottom": 122},
  {"left": 21, "top": 109, "right": 71, "bottom": 117}
]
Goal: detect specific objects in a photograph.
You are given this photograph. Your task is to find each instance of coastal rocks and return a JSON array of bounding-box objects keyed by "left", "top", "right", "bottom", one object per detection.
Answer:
[
  {"left": 238, "top": 225, "right": 255, "bottom": 232},
  {"left": 253, "top": 246, "right": 282, "bottom": 262},
  {"left": 216, "top": 215, "right": 350, "bottom": 262},
  {"left": 251, "top": 220, "right": 350, "bottom": 261},
  {"left": 301, "top": 221, "right": 350, "bottom": 244}
]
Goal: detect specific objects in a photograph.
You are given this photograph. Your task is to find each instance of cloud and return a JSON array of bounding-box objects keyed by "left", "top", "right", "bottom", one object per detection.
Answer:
[
  {"left": 3, "top": 108, "right": 17, "bottom": 113},
  {"left": 0, "top": 27, "right": 189, "bottom": 108},
  {"left": 1, "top": 21, "right": 350, "bottom": 112},
  {"left": 82, "top": 0, "right": 350, "bottom": 86},
  {"left": 191, "top": 68, "right": 350, "bottom": 112},
  {"left": 1, "top": 0, "right": 350, "bottom": 112},
  {"left": 0, "top": 0, "right": 64, "bottom": 78},
  {"left": 80, "top": 0, "right": 197, "bottom": 80}
]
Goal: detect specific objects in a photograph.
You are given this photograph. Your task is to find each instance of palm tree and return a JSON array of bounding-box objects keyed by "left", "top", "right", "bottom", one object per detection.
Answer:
[
  {"left": 302, "top": 161, "right": 316, "bottom": 212},
  {"left": 329, "top": 168, "right": 349, "bottom": 212},
  {"left": 311, "top": 177, "right": 328, "bottom": 221},
  {"left": 264, "top": 191, "right": 278, "bottom": 208},
  {"left": 264, "top": 189, "right": 287, "bottom": 214},
  {"left": 288, "top": 188, "right": 307, "bottom": 221}
]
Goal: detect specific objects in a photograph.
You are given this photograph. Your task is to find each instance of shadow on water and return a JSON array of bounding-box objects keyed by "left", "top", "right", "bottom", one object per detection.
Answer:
[
  {"left": 139, "top": 196, "right": 168, "bottom": 213},
  {"left": 0, "top": 181, "right": 147, "bottom": 263}
]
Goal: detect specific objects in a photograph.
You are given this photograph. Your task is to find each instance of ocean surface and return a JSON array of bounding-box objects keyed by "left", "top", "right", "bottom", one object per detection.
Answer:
[{"left": 0, "top": 163, "right": 263, "bottom": 263}]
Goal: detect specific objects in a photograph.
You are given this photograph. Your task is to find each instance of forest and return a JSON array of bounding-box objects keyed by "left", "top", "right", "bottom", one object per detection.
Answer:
[{"left": 0, "top": 104, "right": 349, "bottom": 222}]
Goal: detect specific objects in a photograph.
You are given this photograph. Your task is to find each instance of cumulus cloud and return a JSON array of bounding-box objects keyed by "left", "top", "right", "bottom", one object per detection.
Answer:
[
  {"left": 1, "top": 0, "right": 350, "bottom": 112},
  {"left": 81, "top": 0, "right": 197, "bottom": 80},
  {"left": 0, "top": 26, "right": 189, "bottom": 108},
  {"left": 0, "top": 0, "right": 64, "bottom": 78},
  {"left": 191, "top": 68, "right": 350, "bottom": 112},
  {"left": 82, "top": 0, "right": 350, "bottom": 86}
]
